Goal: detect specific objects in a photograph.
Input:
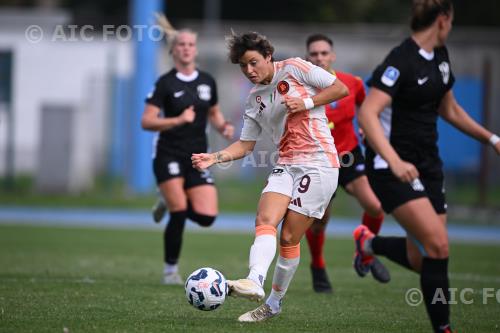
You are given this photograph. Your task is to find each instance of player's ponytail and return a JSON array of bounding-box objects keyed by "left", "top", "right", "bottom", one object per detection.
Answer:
[{"left": 155, "top": 12, "right": 197, "bottom": 54}]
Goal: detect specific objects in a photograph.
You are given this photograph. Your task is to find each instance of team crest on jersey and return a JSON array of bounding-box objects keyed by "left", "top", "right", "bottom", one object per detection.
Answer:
[
  {"left": 197, "top": 84, "right": 211, "bottom": 101},
  {"left": 438, "top": 61, "right": 450, "bottom": 84},
  {"left": 381, "top": 66, "right": 400, "bottom": 87},
  {"left": 329, "top": 101, "right": 338, "bottom": 109},
  {"left": 277, "top": 80, "right": 290, "bottom": 95},
  {"left": 256, "top": 95, "right": 262, "bottom": 103}
]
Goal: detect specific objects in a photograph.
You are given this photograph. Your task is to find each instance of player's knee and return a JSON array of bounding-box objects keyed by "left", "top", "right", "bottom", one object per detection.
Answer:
[
  {"left": 366, "top": 202, "right": 384, "bottom": 217},
  {"left": 279, "top": 230, "right": 300, "bottom": 247},
  {"left": 169, "top": 201, "right": 188, "bottom": 212},
  {"left": 424, "top": 237, "right": 449, "bottom": 259},
  {"left": 255, "top": 212, "right": 275, "bottom": 227}
]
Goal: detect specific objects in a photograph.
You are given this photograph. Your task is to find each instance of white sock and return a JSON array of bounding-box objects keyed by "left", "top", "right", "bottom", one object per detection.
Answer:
[
  {"left": 247, "top": 234, "right": 276, "bottom": 287},
  {"left": 266, "top": 255, "right": 300, "bottom": 313},
  {"left": 164, "top": 263, "right": 178, "bottom": 275}
]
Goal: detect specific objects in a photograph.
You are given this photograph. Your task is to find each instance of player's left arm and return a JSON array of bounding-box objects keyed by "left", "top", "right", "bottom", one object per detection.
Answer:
[
  {"left": 438, "top": 90, "right": 500, "bottom": 154},
  {"left": 208, "top": 104, "right": 234, "bottom": 140}
]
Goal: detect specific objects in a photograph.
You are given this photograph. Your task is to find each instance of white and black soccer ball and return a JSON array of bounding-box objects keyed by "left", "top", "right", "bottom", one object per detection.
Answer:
[{"left": 185, "top": 267, "right": 228, "bottom": 311}]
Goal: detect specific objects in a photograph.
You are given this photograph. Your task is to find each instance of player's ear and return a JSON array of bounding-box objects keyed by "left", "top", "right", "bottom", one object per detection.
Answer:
[
  {"left": 331, "top": 51, "right": 337, "bottom": 63},
  {"left": 437, "top": 13, "right": 447, "bottom": 30}
]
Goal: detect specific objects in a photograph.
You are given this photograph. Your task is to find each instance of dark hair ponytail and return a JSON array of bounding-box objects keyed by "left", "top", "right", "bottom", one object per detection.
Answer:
[{"left": 411, "top": 0, "right": 453, "bottom": 32}]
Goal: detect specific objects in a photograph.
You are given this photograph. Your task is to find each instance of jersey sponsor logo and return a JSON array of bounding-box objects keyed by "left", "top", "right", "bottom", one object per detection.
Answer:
[
  {"left": 174, "top": 90, "right": 185, "bottom": 98},
  {"left": 290, "top": 197, "right": 302, "bottom": 207},
  {"left": 277, "top": 80, "right": 290, "bottom": 95},
  {"left": 167, "top": 162, "right": 180, "bottom": 176},
  {"left": 410, "top": 178, "right": 425, "bottom": 192},
  {"left": 197, "top": 84, "right": 212, "bottom": 101},
  {"left": 438, "top": 61, "right": 450, "bottom": 84},
  {"left": 380, "top": 66, "right": 400, "bottom": 87},
  {"left": 417, "top": 77, "right": 428, "bottom": 85}
]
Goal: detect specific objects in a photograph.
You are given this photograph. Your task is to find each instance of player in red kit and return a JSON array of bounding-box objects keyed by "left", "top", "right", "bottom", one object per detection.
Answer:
[{"left": 305, "top": 34, "right": 390, "bottom": 293}]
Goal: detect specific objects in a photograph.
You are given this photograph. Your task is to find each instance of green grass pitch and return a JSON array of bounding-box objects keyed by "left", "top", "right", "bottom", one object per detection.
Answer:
[{"left": 1, "top": 224, "right": 499, "bottom": 332}]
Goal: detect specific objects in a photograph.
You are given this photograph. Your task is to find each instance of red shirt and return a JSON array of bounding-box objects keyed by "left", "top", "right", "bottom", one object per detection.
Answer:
[{"left": 326, "top": 71, "right": 366, "bottom": 154}]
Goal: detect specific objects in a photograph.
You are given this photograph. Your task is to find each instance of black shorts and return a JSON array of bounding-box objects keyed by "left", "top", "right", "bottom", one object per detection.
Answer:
[
  {"left": 338, "top": 145, "right": 366, "bottom": 188},
  {"left": 367, "top": 169, "right": 446, "bottom": 214},
  {"left": 153, "top": 154, "right": 215, "bottom": 189},
  {"left": 331, "top": 146, "right": 366, "bottom": 200}
]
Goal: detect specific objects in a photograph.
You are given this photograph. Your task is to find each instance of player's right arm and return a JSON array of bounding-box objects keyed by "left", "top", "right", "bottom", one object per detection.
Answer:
[
  {"left": 191, "top": 140, "right": 256, "bottom": 170},
  {"left": 141, "top": 103, "right": 195, "bottom": 131},
  {"left": 359, "top": 88, "right": 418, "bottom": 183},
  {"left": 193, "top": 105, "right": 260, "bottom": 170}
]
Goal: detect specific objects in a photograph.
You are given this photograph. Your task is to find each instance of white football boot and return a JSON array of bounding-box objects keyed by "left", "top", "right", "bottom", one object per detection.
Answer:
[{"left": 227, "top": 278, "right": 265, "bottom": 302}]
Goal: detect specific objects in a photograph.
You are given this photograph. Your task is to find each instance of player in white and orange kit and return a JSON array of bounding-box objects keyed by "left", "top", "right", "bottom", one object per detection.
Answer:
[{"left": 192, "top": 31, "right": 348, "bottom": 322}]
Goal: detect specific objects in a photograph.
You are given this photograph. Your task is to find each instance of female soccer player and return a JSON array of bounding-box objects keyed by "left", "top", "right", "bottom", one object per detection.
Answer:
[
  {"left": 304, "top": 34, "right": 389, "bottom": 293},
  {"left": 192, "top": 31, "right": 348, "bottom": 322},
  {"left": 354, "top": 1, "right": 500, "bottom": 332},
  {"left": 141, "top": 21, "right": 234, "bottom": 285}
]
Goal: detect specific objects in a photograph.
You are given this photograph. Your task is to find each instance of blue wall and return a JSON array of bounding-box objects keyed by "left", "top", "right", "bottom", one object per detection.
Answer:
[{"left": 437, "top": 78, "right": 483, "bottom": 172}]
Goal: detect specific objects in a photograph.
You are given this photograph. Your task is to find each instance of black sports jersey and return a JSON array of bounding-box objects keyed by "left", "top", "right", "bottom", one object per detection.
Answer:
[
  {"left": 366, "top": 37, "right": 455, "bottom": 174},
  {"left": 145, "top": 69, "right": 218, "bottom": 158}
]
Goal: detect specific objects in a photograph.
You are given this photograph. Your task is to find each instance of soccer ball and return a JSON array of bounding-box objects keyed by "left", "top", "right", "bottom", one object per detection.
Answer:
[{"left": 185, "top": 267, "right": 228, "bottom": 311}]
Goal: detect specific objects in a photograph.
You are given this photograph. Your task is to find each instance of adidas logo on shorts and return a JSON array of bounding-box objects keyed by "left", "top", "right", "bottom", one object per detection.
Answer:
[{"left": 410, "top": 178, "right": 425, "bottom": 192}]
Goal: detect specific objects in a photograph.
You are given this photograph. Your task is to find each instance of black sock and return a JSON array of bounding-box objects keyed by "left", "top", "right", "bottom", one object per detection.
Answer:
[
  {"left": 421, "top": 257, "right": 450, "bottom": 333},
  {"left": 372, "top": 236, "right": 412, "bottom": 270},
  {"left": 164, "top": 211, "right": 187, "bottom": 265},
  {"left": 187, "top": 202, "right": 216, "bottom": 227}
]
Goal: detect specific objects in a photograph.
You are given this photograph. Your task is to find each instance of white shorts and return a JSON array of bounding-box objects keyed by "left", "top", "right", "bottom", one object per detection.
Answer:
[{"left": 262, "top": 164, "right": 339, "bottom": 219}]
